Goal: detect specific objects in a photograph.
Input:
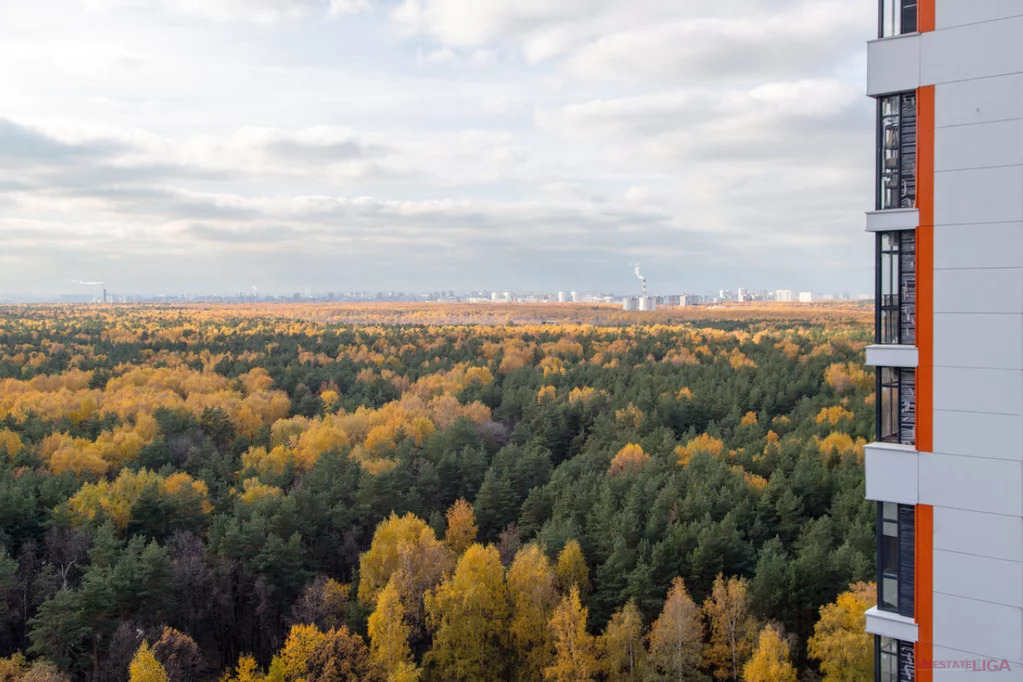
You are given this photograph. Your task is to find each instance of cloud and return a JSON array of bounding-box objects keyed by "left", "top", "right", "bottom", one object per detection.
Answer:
[
  {"left": 0, "top": 0, "right": 877, "bottom": 296},
  {"left": 83, "top": 0, "right": 324, "bottom": 23},
  {"left": 0, "top": 119, "right": 124, "bottom": 164},
  {"left": 562, "top": 4, "right": 870, "bottom": 84},
  {"left": 329, "top": 0, "right": 369, "bottom": 15},
  {"left": 239, "top": 127, "right": 391, "bottom": 164},
  {"left": 536, "top": 80, "right": 866, "bottom": 165}
]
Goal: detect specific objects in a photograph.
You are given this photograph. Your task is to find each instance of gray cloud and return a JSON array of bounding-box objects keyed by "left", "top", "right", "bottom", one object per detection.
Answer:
[
  {"left": 0, "top": 119, "right": 124, "bottom": 163},
  {"left": 265, "top": 137, "right": 385, "bottom": 163}
]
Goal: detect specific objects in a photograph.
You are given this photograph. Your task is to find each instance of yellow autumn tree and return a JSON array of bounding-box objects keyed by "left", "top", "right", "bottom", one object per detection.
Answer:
[
  {"left": 277, "top": 623, "right": 375, "bottom": 682},
  {"left": 598, "top": 599, "right": 648, "bottom": 682},
  {"left": 608, "top": 444, "right": 650, "bottom": 476},
  {"left": 357, "top": 513, "right": 452, "bottom": 610},
  {"left": 675, "top": 433, "right": 725, "bottom": 467},
  {"left": 507, "top": 544, "right": 559, "bottom": 679},
  {"left": 129, "top": 642, "right": 169, "bottom": 682},
  {"left": 824, "top": 362, "right": 872, "bottom": 393},
  {"left": 815, "top": 405, "right": 854, "bottom": 426},
  {"left": 444, "top": 499, "right": 478, "bottom": 556},
  {"left": 537, "top": 386, "right": 557, "bottom": 404},
  {"left": 702, "top": 574, "right": 758, "bottom": 681},
  {"left": 743, "top": 624, "right": 796, "bottom": 682},
  {"left": 424, "top": 544, "right": 509, "bottom": 682},
  {"left": 0, "top": 430, "right": 22, "bottom": 458},
  {"left": 278, "top": 624, "right": 324, "bottom": 680},
  {"left": 807, "top": 581, "right": 874, "bottom": 682},
  {"left": 367, "top": 579, "right": 418, "bottom": 681},
  {"left": 222, "top": 656, "right": 264, "bottom": 682},
  {"left": 544, "top": 586, "right": 598, "bottom": 682},
  {"left": 647, "top": 578, "right": 704, "bottom": 680},
  {"left": 556, "top": 540, "right": 591, "bottom": 599}
]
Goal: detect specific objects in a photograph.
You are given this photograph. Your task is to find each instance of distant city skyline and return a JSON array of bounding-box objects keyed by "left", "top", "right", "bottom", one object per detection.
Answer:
[
  {"left": 1, "top": 0, "right": 875, "bottom": 295},
  {"left": 2, "top": 284, "right": 869, "bottom": 305}
]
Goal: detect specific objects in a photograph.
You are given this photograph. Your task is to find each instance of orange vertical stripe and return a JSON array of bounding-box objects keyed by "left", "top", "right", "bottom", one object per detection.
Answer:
[
  {"left": 917, "top": 85, "right": 934, "bottom": 454},
  {"left": 919, "top": 0, "right": 936, "bottom": 32},
  {"left": 914, "top": 83, "right": 935, "bottom": 682},
  {"left": 915, "top": 505, "right": 934, "bottom": 682}
]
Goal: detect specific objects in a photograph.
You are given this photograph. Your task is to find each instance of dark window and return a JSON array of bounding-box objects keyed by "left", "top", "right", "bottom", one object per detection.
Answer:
[
  {"left": 878, "top": 93, "right": 917, "bottom": 210},
  {"left": 876, "top": 231, "right": 916, "bottom": 345},
  {"left": 877, "top": 503, "right": 915, "bottom": 617},
  {"left": 878, "top": 367, "right": 915, "bottom": 445},
  {"left": 876, "top": 636, "right": 916, "bottom": 681},
  {"left": 880, "top": 0, "right": 918, "bottom": 38}
]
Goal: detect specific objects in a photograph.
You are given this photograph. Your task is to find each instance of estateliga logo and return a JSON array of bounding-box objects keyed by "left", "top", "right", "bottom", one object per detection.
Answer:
[{"left": 918, "top": 658, "right": 1014, "bottom": 672}]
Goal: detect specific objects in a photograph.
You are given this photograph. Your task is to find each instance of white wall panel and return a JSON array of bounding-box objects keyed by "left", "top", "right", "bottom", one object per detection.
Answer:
[
  {"left": 935, "top": 119, "right": 1023, "bottom": 171},
  {"left": 922, "top": 16, "right": 1023, "bottom": 84},
  {"left": 934, "top": 222, "right": 1023, "bottom": 269},
  {"left": 934, "top": 507, "right": 1023, "bottom": 562},
  {"left": 936, "top": 0, "right": 1023, "bottom": 30},
  {"left": 934, "top": 549, "right": 1023, "bottom": 607},
  {"left": 936, "top": 75, "right": 1023, "bottom": 128},
  {"left": 933, "top": 166, "right": 1023, "bottom": 225},
  {"left": 866, "top": 208, "right": 919, "bottom": 232},
  {"left": 933, "top": 267, "right": 1023, "bottom": 314},
  {"left": 866, "top": 344, "right": 919, "bottom": 368},
  {"left": 933, "top": 313, "right": 1022, "bottom": 369},
  {"left": 933, "top": 410, "right": 1023, "bottom": 461},
  {"left": 933, "top": 367, "right": 1023, "bottom": 414},
  {"left": 931, "top": 645, "right": 1023, "bottom": 679},
  {"left": 933, "top": 593, "right": 1023, "bottom": 663},
  {"left": 920, "top": 453, "right": 1022, "bottom": 515},
  {"left": 865, "top": 444, "right": 919, "bottom": 504},
  {"left": 865, "top": 606, "right": 919, "bottom": 641},
  {"left": 867, "top": 34, "right": 921, "bottom": 96}
]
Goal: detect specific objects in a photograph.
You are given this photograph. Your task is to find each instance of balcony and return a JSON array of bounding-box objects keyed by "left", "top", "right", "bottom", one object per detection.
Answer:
[
  {"left": 878, "top": 366, "right": 915, "bottom": 446},
  {"left": 875, "top": 230, "right": 916, "bottom": 346},
  {"left": 878, "top": 93, "right": 917, "bottom": 211},
  {"left": 878, "top": 502, "right": 915, "bottom": 618}
]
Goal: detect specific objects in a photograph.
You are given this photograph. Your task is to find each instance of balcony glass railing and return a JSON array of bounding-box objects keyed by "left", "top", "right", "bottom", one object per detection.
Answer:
[
  {"left": 878, "top": 366, "right": 915, "bottom": 445},
  {"left": 878, "top": 93, "right": 917, "bottom": 211},
  {"left": 876, "top": 231, "right": 916, "bottom": 345},
  {"left": 877, "top": 502, "right": 915, "bottom": 617},
  {"left": 880, "top": 0, "right": 918, "bottom": 38}
]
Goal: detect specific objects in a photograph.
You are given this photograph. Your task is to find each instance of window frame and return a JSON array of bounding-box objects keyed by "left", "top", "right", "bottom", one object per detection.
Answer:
[
  {"left": 877, "top": 366, "right": 915, "bottom": 445},
  {"left": 879, "top": 0, "right": 919, "bottom": 38},
  {"left": 876, "top": 636, "right": 917, "bottom": 682},
  {"left": 875, "top": 231, "right": 917, "bottom": 345},
  {"left": 877, "top": 93, "right": 918, "bottom": 211},
  {"left": 876, "top": 502, "right": 915, "bottom": 617}
]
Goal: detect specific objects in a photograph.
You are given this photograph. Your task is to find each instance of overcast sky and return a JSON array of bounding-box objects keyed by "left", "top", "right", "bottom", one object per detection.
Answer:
[{"left": 0, "top": 0, "right": 877, "bottom": 297}]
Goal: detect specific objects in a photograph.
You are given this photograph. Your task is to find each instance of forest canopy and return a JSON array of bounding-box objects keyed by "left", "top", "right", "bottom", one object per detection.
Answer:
[{"left": 0, "top": 304, "right": 875, "bottom": 680}]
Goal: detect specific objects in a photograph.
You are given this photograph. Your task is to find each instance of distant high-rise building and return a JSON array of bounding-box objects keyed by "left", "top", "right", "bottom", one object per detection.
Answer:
[
  {"left": 862, "top": 3, "right": 1023, "bottom": 677},
  {"left": 798, "top": 292, "right": 813, "bottom": 303},
  {"left": 737, "top": 287, "right": 749, "bottom": 302},
  {"left": 622, "top": 297, "right": 637, "bottom": 312},
  {"left": 491, "top": 292, "right": 498, "bottom": 302},
  {"left": 571, "top": 291, "right": 579, "bottom": 303},
  {"left": 558, "top": 291, "right": 567, "bottom": 303},
  {"left": 775, "top": 289, "right": 794, "bottom": 303}
]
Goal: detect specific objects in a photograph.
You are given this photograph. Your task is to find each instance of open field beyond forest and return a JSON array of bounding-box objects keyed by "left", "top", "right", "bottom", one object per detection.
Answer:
[
  {"left": 71, "top": 300, "right": 872, "bottom": 326},
  {"left": 0, "top": 303, "right": 876, "bottom": 681}
]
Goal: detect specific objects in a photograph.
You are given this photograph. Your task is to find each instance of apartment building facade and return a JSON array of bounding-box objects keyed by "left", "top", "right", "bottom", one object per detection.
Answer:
[{"left": 862, "top": 1, "right": 1023, "bottom": 680}]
